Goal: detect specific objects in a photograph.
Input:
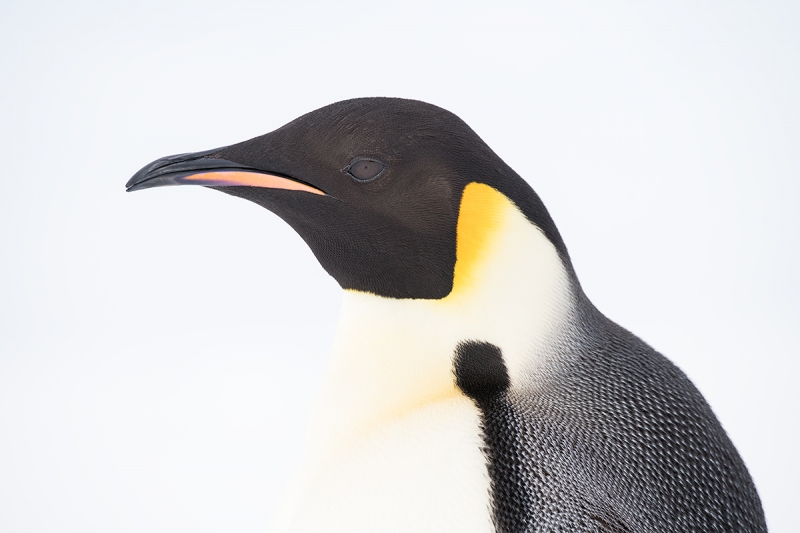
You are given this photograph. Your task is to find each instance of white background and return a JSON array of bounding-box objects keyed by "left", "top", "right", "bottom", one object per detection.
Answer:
[{"left": 1, "top": 1, "right": 797, "bottom": 531}]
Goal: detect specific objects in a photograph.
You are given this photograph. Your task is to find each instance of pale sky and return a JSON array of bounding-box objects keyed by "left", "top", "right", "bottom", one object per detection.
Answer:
[{"left": 1, "top": 1, "right": 798, "bottom": 531}]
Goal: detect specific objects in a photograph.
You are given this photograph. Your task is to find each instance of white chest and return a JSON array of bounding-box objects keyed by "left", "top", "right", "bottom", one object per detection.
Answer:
[{"left": 270, "top": 396, "right": 493, "bottom": 533}]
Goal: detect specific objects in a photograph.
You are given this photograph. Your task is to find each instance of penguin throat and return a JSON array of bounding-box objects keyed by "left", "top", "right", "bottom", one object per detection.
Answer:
[{"left": 302, "top": 184, "right": 575, "bottom": 458}]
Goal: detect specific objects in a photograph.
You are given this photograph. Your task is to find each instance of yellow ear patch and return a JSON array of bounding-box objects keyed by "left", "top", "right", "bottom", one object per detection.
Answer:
[{"left": 450, "top": 182, "right": 513, "bottom": 296}]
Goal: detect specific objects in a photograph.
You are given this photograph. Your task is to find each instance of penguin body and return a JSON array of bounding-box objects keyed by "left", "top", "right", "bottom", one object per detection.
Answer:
[{"left": 127, "top": 98, "right": 767, "bottom": 532}]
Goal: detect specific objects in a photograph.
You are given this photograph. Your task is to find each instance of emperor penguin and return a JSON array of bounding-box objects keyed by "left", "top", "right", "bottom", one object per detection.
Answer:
[{"left": 127, "top": 98, "right": 767, "bottom": 533}]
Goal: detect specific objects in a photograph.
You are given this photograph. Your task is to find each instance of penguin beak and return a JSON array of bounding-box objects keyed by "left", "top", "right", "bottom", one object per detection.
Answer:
[{"left": 125, "top": 148, "right": 325, "bottom": 196}]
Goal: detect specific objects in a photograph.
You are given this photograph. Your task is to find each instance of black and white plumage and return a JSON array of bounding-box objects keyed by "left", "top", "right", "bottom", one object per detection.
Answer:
[{"left": 128, "top": 98, "right": 767, "bottom": 532}]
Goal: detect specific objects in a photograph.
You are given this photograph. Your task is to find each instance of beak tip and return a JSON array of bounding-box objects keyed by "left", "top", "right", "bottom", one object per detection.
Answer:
[
  {"left": 126, "top": 163, "right": 157, "bottom": 192},
  {"left": 126, "top": 175, "right": 170, "bottom": 192},
  {"left": 125, "top": 180, "right": 147, "bottom": 193}
]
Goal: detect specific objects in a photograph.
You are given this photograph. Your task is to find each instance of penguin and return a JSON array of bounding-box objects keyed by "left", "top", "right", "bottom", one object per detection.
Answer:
[{"left": 126, "top": 98, "right": 767, "bottom": 533}]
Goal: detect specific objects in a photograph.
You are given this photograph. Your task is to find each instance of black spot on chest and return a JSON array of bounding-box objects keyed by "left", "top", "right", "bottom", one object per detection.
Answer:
[{"left": 453, "top": 340, "right": 510, "bottom": 400}]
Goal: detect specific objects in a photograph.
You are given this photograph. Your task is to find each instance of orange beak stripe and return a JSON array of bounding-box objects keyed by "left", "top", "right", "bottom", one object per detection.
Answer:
[{"left": 177, "top": 171, "right": 325, "bottom": 196}]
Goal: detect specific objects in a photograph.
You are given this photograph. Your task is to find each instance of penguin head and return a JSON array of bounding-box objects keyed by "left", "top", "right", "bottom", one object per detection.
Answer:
[{"left": 127, "top": 98, "right": 570, "bottom": 300}]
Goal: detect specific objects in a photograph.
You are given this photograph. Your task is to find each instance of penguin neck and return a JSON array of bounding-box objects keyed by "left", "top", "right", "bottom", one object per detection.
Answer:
[{"left": 303, "top": 183, "right": 577, "bottom": 460}]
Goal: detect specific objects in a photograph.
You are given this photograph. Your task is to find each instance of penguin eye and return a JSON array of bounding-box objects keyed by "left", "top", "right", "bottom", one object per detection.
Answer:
[{"left": 345, "top": 158, "right": 386, "bottom": 181}]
